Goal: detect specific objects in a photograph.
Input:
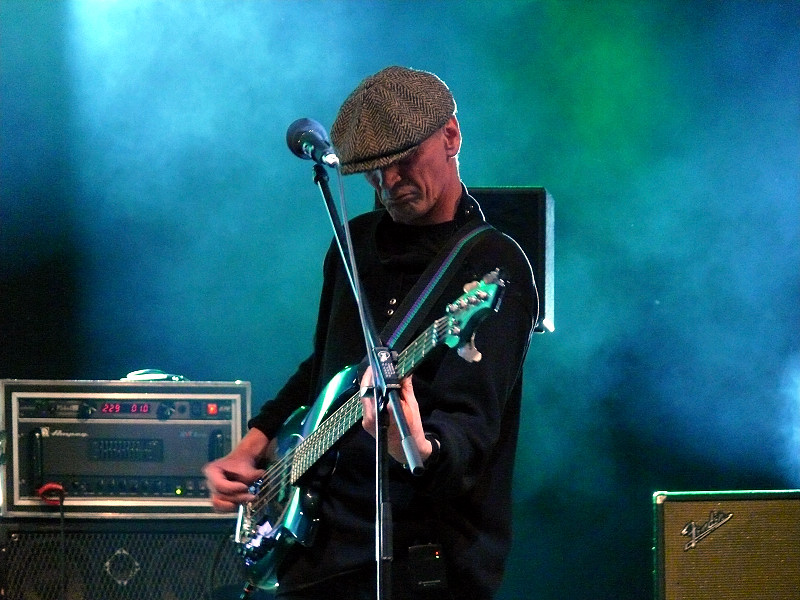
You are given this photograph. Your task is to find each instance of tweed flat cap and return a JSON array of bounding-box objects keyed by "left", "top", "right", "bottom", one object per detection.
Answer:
[{"left": 330, "top": 66, "right": 456, "bottom": 175}]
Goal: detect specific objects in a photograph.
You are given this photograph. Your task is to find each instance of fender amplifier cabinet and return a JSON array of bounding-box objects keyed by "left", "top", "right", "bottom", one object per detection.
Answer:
[
  {"left": 653, "top": 489, "right": 800, "bottom": 600},
  {"left": 0, "top": 379, "right": 250, "bottom": 518}
]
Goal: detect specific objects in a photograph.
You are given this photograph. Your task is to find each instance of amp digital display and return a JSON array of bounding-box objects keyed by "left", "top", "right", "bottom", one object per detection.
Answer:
[{"left": 101, "top": 402, "right": 152, "bottom": 414}]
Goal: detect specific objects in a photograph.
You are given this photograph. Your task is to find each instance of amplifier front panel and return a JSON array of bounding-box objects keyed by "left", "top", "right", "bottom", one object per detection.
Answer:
[{"left": 1, "top": 380, "right": 250, "bottom": 517}]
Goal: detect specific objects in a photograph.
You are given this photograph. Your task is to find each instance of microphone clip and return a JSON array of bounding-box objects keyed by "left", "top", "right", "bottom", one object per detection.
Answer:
[{"left": 372, "top": 346, "right": 401, "bottom": 405}]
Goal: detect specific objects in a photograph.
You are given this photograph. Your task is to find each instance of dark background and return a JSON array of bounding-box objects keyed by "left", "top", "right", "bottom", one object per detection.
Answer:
[{"left": 2, "top": 2, "right": 798, "bottom": 598}]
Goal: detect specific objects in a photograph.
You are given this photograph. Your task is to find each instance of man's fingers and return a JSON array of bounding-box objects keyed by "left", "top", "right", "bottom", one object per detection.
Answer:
[
  {"left": 211, "top": 497, "right": 239, "bottom": 513},
  {"left": 359, "top": 366, "right": 375, "bottom": 399},
  {"left": 360, "top": 367, "right": 378, "bottom": 435}
]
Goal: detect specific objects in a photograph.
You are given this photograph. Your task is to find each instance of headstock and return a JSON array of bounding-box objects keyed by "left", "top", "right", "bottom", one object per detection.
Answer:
[{"left": 441, "top": 269, "right": 505, "bottom": 362}]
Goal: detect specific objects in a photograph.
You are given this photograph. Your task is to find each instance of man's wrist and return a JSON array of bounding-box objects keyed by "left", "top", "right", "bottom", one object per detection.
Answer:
[
  {"left": 422, "top": 432, "right": 441, "bottom": 467},
  {"left": 401, "top": 432, "right": 441, "bottom": 470}
]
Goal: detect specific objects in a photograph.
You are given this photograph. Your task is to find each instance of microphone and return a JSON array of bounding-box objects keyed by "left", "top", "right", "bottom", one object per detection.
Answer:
[{"left": 286, "top": 118, "right": 339, "bottom": 167}]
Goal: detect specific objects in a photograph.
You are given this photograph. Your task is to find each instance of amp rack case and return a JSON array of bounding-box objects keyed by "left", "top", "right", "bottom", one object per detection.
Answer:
[{"left": 0, "top": 378, "right": 250, "bottom": 519}]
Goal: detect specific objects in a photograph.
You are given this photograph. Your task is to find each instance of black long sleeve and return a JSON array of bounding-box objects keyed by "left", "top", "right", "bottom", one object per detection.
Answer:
[{"left": 248, "top": 191, "right": 537, "bottom": 599}]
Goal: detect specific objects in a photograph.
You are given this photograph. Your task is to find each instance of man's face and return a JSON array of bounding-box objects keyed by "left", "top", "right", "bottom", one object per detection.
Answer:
[{"left": 364, "top": 119, "right": 460, "bottom": 226}]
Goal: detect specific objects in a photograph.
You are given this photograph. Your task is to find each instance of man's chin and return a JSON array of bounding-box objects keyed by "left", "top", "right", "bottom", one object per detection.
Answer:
[{"left": 387, "top": 204, "right": 422, "bottom": 224}]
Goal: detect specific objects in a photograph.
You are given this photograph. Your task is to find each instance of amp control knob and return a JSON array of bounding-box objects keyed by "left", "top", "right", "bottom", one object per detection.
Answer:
[
  {"left": 78, "top": 402, "right": 96, "bottom": 419},
  {"left": 157, "top": 402, "right": 176, "bottom": 420}
]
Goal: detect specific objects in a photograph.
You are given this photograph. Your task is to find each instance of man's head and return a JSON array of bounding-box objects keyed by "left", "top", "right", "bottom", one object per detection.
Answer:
[{"left": 331, "top": 66, "right": 463, "bottom": 225}]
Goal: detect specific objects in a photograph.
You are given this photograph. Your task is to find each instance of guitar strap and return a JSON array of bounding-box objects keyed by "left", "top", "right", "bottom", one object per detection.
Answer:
[{"left": 379, "top": 219, "right": 494, "bottom": 352}]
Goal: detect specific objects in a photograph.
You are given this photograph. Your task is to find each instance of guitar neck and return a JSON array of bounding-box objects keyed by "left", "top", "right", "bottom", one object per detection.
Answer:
[{"left": 290, "top": 316, "right": 447, "bottom": 483}]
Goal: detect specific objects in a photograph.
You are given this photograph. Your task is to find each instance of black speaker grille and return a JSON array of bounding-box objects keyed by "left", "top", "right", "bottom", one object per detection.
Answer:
[{"left": 0, "top": 521, "right": 249, "bottom": 600}]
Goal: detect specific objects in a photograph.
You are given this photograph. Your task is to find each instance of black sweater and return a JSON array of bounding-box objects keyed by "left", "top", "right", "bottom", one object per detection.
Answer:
[{"left": 249, "top": 190, "right": 537, "bottom": 599}]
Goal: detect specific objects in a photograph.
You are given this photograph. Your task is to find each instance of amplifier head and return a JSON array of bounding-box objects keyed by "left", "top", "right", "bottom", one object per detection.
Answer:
[{"left": 1, "top": 379, "right": 250, "bottom": 518}]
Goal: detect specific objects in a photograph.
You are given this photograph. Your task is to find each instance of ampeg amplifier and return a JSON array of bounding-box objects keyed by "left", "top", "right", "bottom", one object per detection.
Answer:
[{"left": 0, "top": 379, "right": 250, "bottom": 518}]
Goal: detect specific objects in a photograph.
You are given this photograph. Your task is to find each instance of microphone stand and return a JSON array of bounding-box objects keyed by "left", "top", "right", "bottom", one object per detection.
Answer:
[{"left": 310, "top": 163, "right": 424, "bottom": 600}]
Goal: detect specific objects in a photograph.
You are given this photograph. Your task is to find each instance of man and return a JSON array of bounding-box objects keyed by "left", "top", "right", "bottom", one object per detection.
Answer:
[{"left": 204, "top": 66, "right": 537, "bottom": 600}]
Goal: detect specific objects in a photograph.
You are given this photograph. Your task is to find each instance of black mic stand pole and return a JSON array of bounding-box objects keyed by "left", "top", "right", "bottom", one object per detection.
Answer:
[{"left": 310, "top": 163, "right": 424, "bottom": 600}]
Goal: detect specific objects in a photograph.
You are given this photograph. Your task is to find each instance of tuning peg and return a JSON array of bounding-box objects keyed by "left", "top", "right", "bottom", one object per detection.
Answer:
[
  {"left": 482, "top": 268, "right": 501, "bottom": 283},
  {"left": 463, "top": 279, "right": 479, "bottom": 293}
]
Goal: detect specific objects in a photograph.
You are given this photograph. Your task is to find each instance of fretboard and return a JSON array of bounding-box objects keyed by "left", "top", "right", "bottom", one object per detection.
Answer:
[{"left": 289, "top": 314, "right": 450, "bottom": 483}]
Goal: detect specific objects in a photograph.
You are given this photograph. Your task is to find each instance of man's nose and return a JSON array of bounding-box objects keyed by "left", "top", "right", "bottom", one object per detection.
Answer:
[{"left": 377, "top": 164, "right": 402, "bottom": 189}]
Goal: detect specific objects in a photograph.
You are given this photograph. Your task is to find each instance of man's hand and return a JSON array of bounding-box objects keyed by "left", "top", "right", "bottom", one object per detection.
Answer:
[
  {"left": 202, "top": 428, "right": 270, "bottom": 512},
  {"left": 359, "top": 367, "right": 433, "bottom": 465}
]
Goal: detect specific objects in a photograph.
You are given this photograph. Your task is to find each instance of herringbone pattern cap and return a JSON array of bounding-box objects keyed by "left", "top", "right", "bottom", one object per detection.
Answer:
[{"left": 331, "top": 66, "right": 456, "bottom": 175}]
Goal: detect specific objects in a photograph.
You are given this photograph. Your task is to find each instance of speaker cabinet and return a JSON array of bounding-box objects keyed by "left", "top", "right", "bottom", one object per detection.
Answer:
[
  {"left": 653, "top": 490, "right": 800, "bottom": 600},
  {"left": 471, "top": 187, "right": 554, "bottom": 333},
  {"left": 0, "top": 517, "right": 265, "bottom": 600},
  {"left": 372, "top": 186, "right": 556, "bottom": 333}
]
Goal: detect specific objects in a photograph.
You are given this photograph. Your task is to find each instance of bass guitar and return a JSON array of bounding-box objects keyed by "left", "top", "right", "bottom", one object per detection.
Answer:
[{"left": 234, "top": 269, "right": 506, "bottom": 589}]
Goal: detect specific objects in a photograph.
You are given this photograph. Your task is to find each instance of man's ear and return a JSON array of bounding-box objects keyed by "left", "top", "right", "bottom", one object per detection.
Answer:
[{"left": 442, "top": 115, "right": 462, "bottom": 157}]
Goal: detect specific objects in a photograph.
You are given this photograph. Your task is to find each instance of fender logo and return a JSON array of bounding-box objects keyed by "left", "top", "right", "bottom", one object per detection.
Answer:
[{"left": 681, "top": 509, "right": 733, "bottom": 550}]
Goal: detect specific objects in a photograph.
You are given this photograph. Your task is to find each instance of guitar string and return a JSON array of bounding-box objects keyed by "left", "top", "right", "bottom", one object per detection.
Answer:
[
  {"left": 249, "top": 389, "right": 363, "bottom": 512},
  {"left": 251, "top": 382, "right": 365, "bottom": 510},
  {"left": 251, "top": 316, "right": 449, "bottom": 509},
  {"left": 248, "top": 319, "right": 446, "bottom": 514},
  {"left": 247, "top": 315, "right": 452, "bottom": 513}
]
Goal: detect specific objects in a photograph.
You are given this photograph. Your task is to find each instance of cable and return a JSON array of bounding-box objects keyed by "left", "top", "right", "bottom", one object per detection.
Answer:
[{"left": 37, "top": 482, "right": 67, "bottom": 600}]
